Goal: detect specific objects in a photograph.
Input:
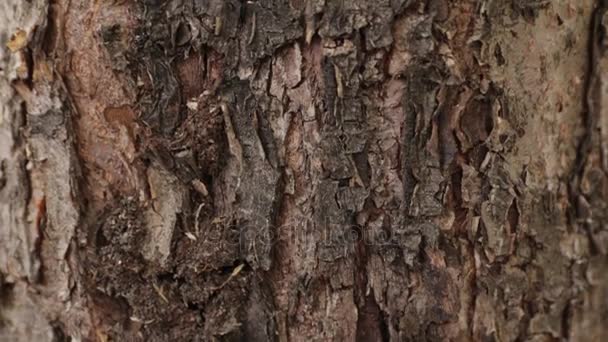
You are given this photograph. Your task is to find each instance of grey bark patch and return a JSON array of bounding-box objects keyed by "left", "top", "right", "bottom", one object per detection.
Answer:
[{"left": 142, "top": 163, "right": 187, "bottom": 266}]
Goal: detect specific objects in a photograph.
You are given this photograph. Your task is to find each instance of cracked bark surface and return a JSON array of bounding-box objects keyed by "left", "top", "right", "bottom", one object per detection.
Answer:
[{"left": 1, "top": 0, "right": 607, "bottom": 341}]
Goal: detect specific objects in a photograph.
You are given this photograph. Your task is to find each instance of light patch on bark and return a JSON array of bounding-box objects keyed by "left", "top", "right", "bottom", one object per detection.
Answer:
[
  {"left": 0, "top": 0, "right": 47, "bottom": 284},
  {"left": 143, "top": 164, "right": 186, "bottom": 266}
]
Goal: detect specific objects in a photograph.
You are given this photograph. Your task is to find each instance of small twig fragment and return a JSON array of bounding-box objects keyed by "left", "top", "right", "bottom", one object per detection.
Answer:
[
  {"left": 248, "top": 12, "right": 256, "bottom": 45},
  {"left": 214, "top": 16, "right": 222, "bottom": 36},
  {"left": 185, "top": 231, "right": 197, "bottom": 241},
  {"left": 152, "top": 283, "right": 169, "bottom": 304},
  {"left": 214, "top": 264, "right": 245, "bottom": 290},
  {"left": 333, "top": 64, "right": 343, "bottom": 98}
]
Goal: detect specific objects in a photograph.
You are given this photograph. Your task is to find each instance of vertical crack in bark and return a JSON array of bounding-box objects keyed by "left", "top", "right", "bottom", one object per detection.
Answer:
[
  {"left": 355, "top": 285, "right": 389, "bottom": 342},
  {"left": 564, "top": 1, "right": 608, "bottom": 339},
  {"left": 354, "top": 167, "right": 388, "bottom": 342},
  {"left": 571, "top": 0, "right": 604, "bottom": 196},
  {"left": 401, "top": 90, "right": 418, "bottom": 214},
  {"left": 570, "top": 0, "right": 608, "bottom": 252}
]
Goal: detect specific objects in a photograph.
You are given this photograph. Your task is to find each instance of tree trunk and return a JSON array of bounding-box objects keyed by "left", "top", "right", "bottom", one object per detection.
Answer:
[{"left": 1, "top": 0, "right": 607, "bottom": 341}]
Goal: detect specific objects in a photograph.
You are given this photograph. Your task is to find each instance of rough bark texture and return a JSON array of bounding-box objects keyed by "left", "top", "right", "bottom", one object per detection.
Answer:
[{"left": 1, "top": 0, "right": 608, "bottom": 341}]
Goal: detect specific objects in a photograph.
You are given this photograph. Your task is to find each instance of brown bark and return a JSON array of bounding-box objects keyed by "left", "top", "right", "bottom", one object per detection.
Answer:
[{"left": 1, "top": 0, "right": 607, "bottom": 341}]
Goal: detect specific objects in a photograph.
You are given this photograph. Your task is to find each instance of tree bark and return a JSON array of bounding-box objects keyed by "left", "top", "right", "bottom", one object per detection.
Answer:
[{"left": 1, "top": 0, "right": 607, "bottom": 341}]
